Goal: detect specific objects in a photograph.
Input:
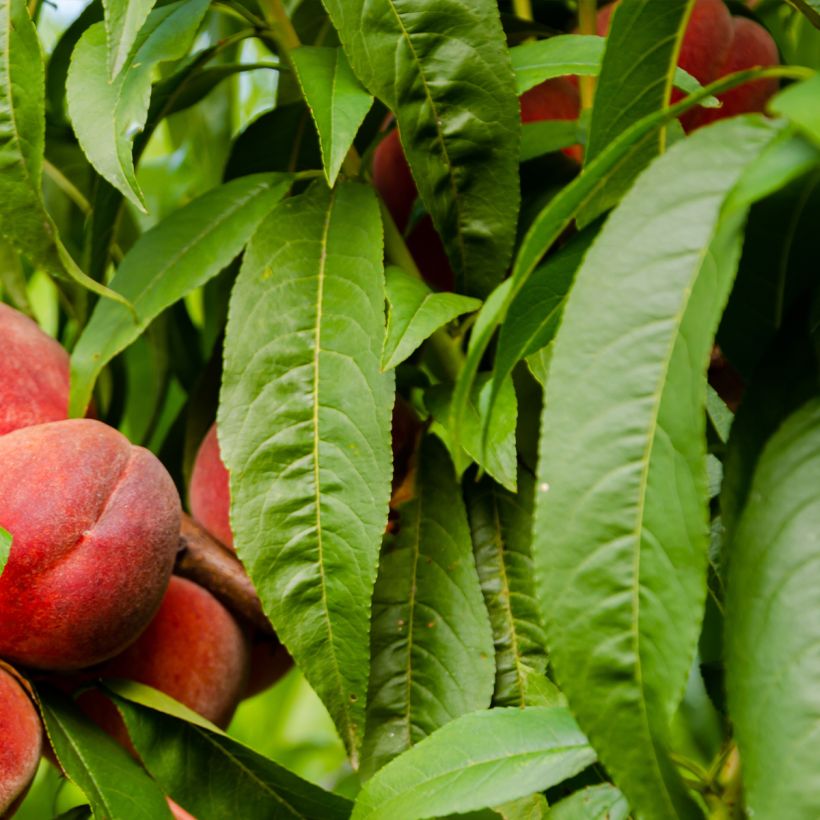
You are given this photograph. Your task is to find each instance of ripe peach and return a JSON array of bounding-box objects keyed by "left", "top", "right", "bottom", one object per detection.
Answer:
[
  {"left": 0, "top": 419, "right": 181, "bottom": 671},
  {"left": 0, "top": 667, "right": 42, "bottom": 818},
  {"left": 0, "top": 303, "right": 69, "bottom": 436},
  {"left": 595, "top": 0, "right": 776, "bottom": 132},
  {"left": 89, "top": 576, "right": 251, "bottom": 730},
  {"left": 189, "top": 423, "right": 233, "bottom": 550},
  {"left": 372, "top": 128, "right": 417, "bottom": 234},
  {"left": 244, "top": 639, "right": 293, "bottom": 699},
  {"left": 686, "top": 15, "right": 779, "bottom": 130}
]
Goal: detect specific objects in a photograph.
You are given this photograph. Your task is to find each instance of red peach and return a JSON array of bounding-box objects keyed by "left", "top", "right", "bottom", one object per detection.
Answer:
[
  {"left": 90, "top": 576, "right": 251, "bottom": 730},
  {"left": 189, "top": 423, "right": 233, "bottom": 550},
  {"left": 686, "top": 15, "right": 779, "bottom": 130},
  {"left": 372, "top": 128, "right": 418, "bottom": 234},
  {"left": 0, "top": 419, "right": 181, "bottom": 671},
  {"left": 244, "top": 640, "right": 293, "bottom": 699},
  {"left": 0, "top": 667, "right": 42, "bottom": 818},
  {"left": 0, "top": 303, "right": 69, "bottom": 436}
]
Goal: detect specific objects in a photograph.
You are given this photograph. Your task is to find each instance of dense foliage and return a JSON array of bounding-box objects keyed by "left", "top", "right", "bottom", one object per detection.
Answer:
[{"left": 1, "top": 0, "right": 819, "bottom": 817}]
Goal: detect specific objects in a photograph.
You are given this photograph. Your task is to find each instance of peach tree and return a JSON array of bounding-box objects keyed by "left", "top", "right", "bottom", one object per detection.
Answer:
[{"left": 1, "top": 0, "right": 820, "bottom": 817}]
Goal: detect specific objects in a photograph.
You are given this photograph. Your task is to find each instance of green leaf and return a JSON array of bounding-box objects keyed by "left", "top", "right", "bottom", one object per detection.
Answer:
[
  {"left": 428, "top": 375, "right": 518, "bottom": 493},
  {"left": 547, "top": 784, "right": 629, "bottom": 820},
  {"left": 107, "top": 681, "right": 353, "bottom": 820},
  {"left": 102, "top": 0, "right": 157, "bottom": 78},
  {"left": 510, "top": 33, "right": 711, "bottom": 101},
  {"left": 720, "top": 315, "right": 820, "bottom": 536},
  {"left": 465, "top": 472, "right": 551, "bottom": 708},
  {"left": 532, "top": 117, "right": 782, "bottom": 818},
  {"left": 785, "top": 0, "right": 820, "bottom": 28},
  {"left": 361, "top": 437, "right": 494, "bottom": 778},
  {"left": 69, "top": 174, "right": 290, "bottom": 416},
  {"left": 382, "top": 266, "right": 480, "bottom": 371},
  {"left": 725, "top": 399, "right": 820, "bottom": 818},
  {"left": 290, "top": 46, "right": 373, "bottom": 187},
  {"left": 0, "top": 0, "right": 125, "bottom": 306},
  {"left": 219, "top": 181, "right": 394, "bottom": 766},
  {"left": 322, "top": 0, "right": 520, "bottom": 297},
  {"left": 581, "top": 0, "right": 691, "bottom": 225},
  {"left": 449, "top": 68, "right": 740, "bottom": 473},
  {"left": 0, "top": 526, "right": 10, "bottom": 576},
  {"left": 520, "top": 121, "right": 580, "bottom": 162},
  {"left": 66, "top": 0, "right": 210, "bottom": 209},
  {"left": 770, "top": 75, "right": 820, "bottom": 148},
  {"left": 352, "top": 707, "right": 595, "bottom": 820},
  {"left": 487, "top": 223, "right": 599, "bottom": 445},
  {"left": 38, "top": 685, "right": 174, "bottom": 820}
]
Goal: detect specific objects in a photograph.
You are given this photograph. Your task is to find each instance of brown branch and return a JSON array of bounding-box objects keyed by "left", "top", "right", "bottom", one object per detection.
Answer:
[{"left": 175, "top": 514, "right": 275, "bottom": 638}]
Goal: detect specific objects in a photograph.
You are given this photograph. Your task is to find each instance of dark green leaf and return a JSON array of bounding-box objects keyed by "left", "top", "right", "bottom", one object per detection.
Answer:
[
  {"left": 219, "top": 182, "right": 394, "bottom": 766},
  {"left": 108, "top": 681, "right": 352, "bottom": 820},
  {"left": 361, "top": 437, "right": 494, "bottom": 778},
  {"left": 103, "top": 0, "right": 157, "bottom": 78},
  {"left": 581, "top": 0, "right": 691, "bottom": 224},
  {"left": 547, "top": 784, "right": 629, "bottom": 819},
  {"left": 428, "top": 375, "right": 518, "bottom": 493},
  {"left": 720, "top": 311, "right": 820, "bottom": 536},
  {"left": 532, "top": 117, "right": 782, "bottom": 818},
  {"left": 38, "top": 686, "right": 173, "bottom": 820},
  {"left": 290, "top": 46, "right": 373, "bottom": 186},
  {"left": 488, "top": 223, "right": 599, "bottom": 443},
  {"left": 718, "top": 159, "right": 820, "bottom": 378},
  {"left": 70, "top": 174, "right": 290, "bottom": 416},
  {"left": 66, "top": 0, "right": 211, "bottom": 209},
  {"left": 725, "top": 399, "right": 820, "bottom": 818},
  {"left": 0, "top": 0, "right": 122, "bottom": 304},
  {"left": 784, "top": 1, "right": 820, "bottom": 30},
  {"left": 519, "top": 121, "right": 580, "bottom": 162},
  {"left": 465, "top": 472, "right": 552, "bottom": 707},
  {"left": 352, "top": 707, "right": 595, "bottom": 820},
  {"left": 449, "top": 69, "right": 740, "bottom": 473},
  {"left": 382, "top": 266, "right": 480, "bottom": 371},
  {"left": 322, "top": 0, "right": 520, "bottom": 297},
  {"left": 511, "top": 33, "right": 710, "bottom": 99}
]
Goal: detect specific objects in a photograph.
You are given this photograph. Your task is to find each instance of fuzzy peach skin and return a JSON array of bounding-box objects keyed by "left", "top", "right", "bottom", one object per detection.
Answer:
[
  {"left": 90, "top": 576, "right": 251, "bottom": 729},
  {"left": 0, "top": 667, "right": 42, "bottom": 818},
  {"left": 189, "top": 422, "right": 233, "bottom": 550},
  {"left": 0, "top": 303, "right": 70, "bottom": 436},
  {"left": 0, "top": 419, "right": 181, "bottom": 671}
]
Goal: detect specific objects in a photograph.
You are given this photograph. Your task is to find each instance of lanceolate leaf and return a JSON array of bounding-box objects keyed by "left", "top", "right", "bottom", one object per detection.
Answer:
[
  {"left": 321, "top": 0, "right": 520, "bottom": 297},
  {"left": 785, "top": 0, "right": 820, "bottom": 30},
  {"left": 449, "top": 71, "right": 747, "bottom": 471},
  {"left": 465, "top": 472, "right": 550, "bottom": 707},
  {"left": 66, "top": 0, "right": 211, "bottom": 209},
  {"left": 382, "top": 266, "right": 480, "bottom": 371},
  {"left": 70, "top": 174, "right": 290, "bottom": 417},
  {"left": 352, "top": 707, "right": 595, "bottom": 820},
  {"left": 487, "top": 223, "right": 599, "bottom": 444},
  {"left": 770, "top": 74, "right": 820, "bottom": 147},
  {"left": 510, "top": 33, "right": 709, "bottom": 100},
  {"left": 725, "top": 399, "right": 820, "bottom": 818},
  {"left": 532, "top": 117, "right": 782, "bottom": 818},
  {"left": 103, "top": 0, "right": 157, "bottom": 78},
  {"left": 581, "top": 0, "right": 692, "bottom": 224},
  {"left": 290, "top": 46, "right": 373, "bottom": 187},
  {"left": 108, "top": 682, "right": 352, "bottom": 820},
  {"left": 360, "top": 437, "right": 494, "bottom": 778},
  {"left": 0, "top": 0, "right": 123, "bottom": 304},
  {"left": 38, "top": 686, "right": 173, "bottom": 820},
  {"left": 219, "top": 181, "right": 394, "bottom": 766},
  {"left": 547, "top": 784, "right": 629, "bottom": 820}
]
